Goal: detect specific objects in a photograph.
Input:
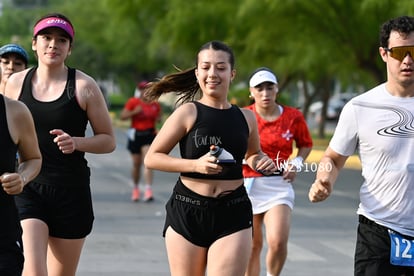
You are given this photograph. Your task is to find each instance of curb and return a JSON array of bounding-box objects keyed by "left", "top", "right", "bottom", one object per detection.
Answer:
[{"left": 305, "top": 150, "right": 361, "bottom": 170}]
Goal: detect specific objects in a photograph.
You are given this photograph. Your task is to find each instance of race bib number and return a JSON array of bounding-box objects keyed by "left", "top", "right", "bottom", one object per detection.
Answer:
[{"left": 389, "top": 230, "right": 414, "bottom": 267}]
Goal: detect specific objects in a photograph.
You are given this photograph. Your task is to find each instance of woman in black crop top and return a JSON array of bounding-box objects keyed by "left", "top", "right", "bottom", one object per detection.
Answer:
[
  {"left": 0, "top": 94, "right": 41, "bottom": 275},
  {"left": 5, "top": 13, "right": 115, "bottom": 276},
  {"left": 144, "top": 40, "right": 276, "bottom": 275}
]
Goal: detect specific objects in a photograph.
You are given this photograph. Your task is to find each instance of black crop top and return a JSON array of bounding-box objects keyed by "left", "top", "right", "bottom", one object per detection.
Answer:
[{"left": 180, "top": 101, "right": 249, "bottom": 180}]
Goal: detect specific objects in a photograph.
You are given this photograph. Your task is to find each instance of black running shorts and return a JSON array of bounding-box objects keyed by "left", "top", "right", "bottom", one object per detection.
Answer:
[
  {"left": 355, "top": 215, "right": 414, "bottom": 276},
  {"left": 163, "top": 178, "right": 253, "bottom": 247},
  {"left": 127, "top": 130, "right": 155, "bottom": 154},
  {"left": 15, "top": 181, "right": 94, "bottom": 239}
]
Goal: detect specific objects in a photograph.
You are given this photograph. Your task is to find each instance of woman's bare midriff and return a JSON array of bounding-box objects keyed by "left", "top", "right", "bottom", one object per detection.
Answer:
[{"left": 180, "top": 176, "right": 244, "bottom": 197}]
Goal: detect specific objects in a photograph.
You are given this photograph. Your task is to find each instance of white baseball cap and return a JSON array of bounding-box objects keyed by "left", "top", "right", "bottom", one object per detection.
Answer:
[{"left": 249, "top": 68, "right": 278, "bottom": 87}]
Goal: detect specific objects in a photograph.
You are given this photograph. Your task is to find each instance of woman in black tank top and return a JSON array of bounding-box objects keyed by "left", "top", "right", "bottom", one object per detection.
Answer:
[
  {"left": 144, "top": 41, "right": 277, "bottom": 276},
  {"left": 4, "top": 13, "right": 115, "bottom": 276}
]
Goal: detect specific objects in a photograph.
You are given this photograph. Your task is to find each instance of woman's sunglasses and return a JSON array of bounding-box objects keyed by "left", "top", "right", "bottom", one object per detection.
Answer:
[{"left": 384, "top": 45, "right": 414, "bottom": 62}]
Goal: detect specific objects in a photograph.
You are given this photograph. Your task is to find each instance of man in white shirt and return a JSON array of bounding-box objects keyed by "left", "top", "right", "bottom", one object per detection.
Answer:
[{"left": 309, "top": 15, "right": 414, "bottom": 276}]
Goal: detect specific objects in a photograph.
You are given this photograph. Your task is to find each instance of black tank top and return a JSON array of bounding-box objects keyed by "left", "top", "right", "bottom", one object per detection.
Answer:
[
  {"left": 19, "top": 67, "right": 90, "bottom": 186},
  {"left": 180, "top": 101, "right": 249, "bottom": 180},
  {"left": 0, "top": 94, "right": 21, "bottom": 242}
]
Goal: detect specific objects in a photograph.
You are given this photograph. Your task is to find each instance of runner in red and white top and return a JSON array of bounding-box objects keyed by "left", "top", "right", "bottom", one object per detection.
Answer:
[{"left": 243, "top": 67, "right": 313, "bottom": 276}]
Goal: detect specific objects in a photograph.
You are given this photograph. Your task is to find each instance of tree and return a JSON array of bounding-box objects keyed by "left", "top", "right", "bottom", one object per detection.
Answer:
[
  {"left": 230, "top": 0, "right": 414, "bottom": 137},
  {"left": 3, "top": 0, "right": 414, "bottom": 129}
]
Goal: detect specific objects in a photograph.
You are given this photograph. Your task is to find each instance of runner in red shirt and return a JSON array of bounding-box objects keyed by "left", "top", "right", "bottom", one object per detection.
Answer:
[
  {"left": 121, "top": 81, "right": 161, "bottom": 202},
  {"left": 243, "top": 67, "right": 313, "bottom": 276}
]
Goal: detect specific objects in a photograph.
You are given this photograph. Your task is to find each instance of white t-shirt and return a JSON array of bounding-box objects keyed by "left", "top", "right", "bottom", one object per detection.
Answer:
[{"left": 330, "top": 83, "right": 414, "bottom": 236}]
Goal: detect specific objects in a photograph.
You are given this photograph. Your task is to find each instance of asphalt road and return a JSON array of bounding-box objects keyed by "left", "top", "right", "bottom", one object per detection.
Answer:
[{"left": 76, "top": 126, "right": 363, "bottom": 276}]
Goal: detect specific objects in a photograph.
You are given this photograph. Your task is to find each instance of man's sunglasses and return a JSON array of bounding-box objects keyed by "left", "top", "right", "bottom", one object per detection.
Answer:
[{"left": 384, "top": 45, "right": 414, "bottom": 62}]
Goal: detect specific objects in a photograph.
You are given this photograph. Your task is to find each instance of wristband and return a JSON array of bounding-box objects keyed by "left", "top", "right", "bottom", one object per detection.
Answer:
[{"left": 290, "top": 156, "right": 304, "bottom": 170}]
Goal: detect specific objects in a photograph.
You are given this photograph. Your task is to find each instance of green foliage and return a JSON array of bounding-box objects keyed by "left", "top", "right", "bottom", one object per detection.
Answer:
[
  {"left": 2, "top": 0, "right": 414, "bottom": 123},
  {"left": 229, "top": 87, "right": 250, "bottom": 107},
  {"left": 148, "top": 0, "right": 237, "bottom": 70},
  {"left": 108, "top": 93, "right": 128, "bottom": 107}
]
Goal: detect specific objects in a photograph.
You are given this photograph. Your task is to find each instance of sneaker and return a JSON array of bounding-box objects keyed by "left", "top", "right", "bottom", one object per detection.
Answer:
[
  {"left": 144, "top": 188, "right": 154, "bottom": 202},
  {"left": 131, "top": 187, "right": 140, "bottom": 202}
]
